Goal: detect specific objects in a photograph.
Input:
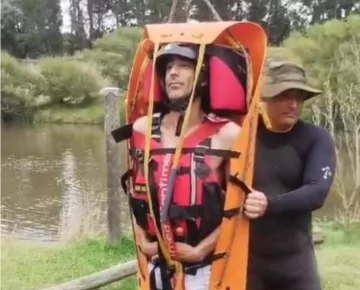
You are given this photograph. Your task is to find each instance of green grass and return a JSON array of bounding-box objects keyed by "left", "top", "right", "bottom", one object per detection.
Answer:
[
  {"left": 317, "top": 222, "right": 360, "bottom": 290},
  {"left": 1, "top": 223, "right": 360, "bottom": 290},
  {"left": 1, "top": 235, "right": 136, "bottom": 290},
  {"left": 319, "top": 245, "right": 360, "bottom": 290}
]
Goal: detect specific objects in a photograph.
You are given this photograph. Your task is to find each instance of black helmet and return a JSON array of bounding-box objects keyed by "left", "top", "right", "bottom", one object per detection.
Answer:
[
  {"left": 155, "top": 43, "right": 198, "bottom": 77},
  {"left": 153, "top": 42, "right": 208, "bottom": 112}
]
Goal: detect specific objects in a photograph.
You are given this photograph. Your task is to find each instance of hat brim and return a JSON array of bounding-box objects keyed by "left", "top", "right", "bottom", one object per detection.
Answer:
[{"left": 261, "top": 81, "right": 322, "bottom": 100}]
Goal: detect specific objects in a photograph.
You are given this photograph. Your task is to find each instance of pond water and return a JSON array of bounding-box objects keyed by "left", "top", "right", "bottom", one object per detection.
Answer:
[{"left": 1, "top": 123, "right": 342, "bottom": 242}]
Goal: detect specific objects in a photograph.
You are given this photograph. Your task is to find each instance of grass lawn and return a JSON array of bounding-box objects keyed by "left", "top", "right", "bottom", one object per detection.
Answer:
[
  {"left": 316, "top": 222, "right": 360, "bottom": 290},
  {"left": 1, "top": 235, "right": 136, "bottom": 290},
  {"left": 1, "top": 223, "right": 360, "bottom": 290}
]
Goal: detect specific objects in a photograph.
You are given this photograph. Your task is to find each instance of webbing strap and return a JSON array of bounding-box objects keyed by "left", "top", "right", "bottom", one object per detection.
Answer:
[
  {"left": 120, "top": 169, "right": 133, "bottom": 195},
  {"left": 184, "top": 252, "right": 226, "bottom": 275},
  {"left": 151, "top": 112, "right": 163, "bottom": 141},
  {"left": 130, "top": 147, "right": 240, "bottom": 159},
  {"left": 223, "top": 207, "right": 241, "bottom": 218},
  {"left": 147, "top": 160, "right": 175, "bottom": 290},
  {"left": 193, "top": 137, "right": 211, "bottom": 163},
  {"left": 111, "top": 105, "right": 168, "bottom": 144},
  {"left": 150, "top": 250, "right": 227, "bottom": 284},
  {"left": 229, "top": 173, "right": 252, "bottom": 195},
  {"left": 143, "top": 42, "right": 180, "bottom": 290},
  {"left": 111, "top": 124, "right": 133, "bottom": 143},
  {"left": 144, "top": 43, "right": 173, "bottom": 265},
  {"left": 189, "top": 137, "right": 211, "bottom": 218}
]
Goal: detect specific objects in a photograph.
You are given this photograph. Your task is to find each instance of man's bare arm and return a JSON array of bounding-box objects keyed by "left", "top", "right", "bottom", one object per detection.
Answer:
[
  {"left": 135, "top": 224, "right": 158, "bottom": 258},
  {"left": 194, "top": 226, "right": 221, "bottom": 260}
]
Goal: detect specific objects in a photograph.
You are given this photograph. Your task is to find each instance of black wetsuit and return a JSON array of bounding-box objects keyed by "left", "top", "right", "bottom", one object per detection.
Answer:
[{"left": 247, "top": 118, "right": 336, "bottom": 290}]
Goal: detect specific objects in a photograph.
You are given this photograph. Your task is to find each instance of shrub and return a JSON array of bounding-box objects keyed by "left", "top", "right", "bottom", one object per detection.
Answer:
[
  {"left": 311, "top": 42, "right": 360, "bottom": 225},
  {"left": 266, "top": 46, "right": 302, "bottom": 64},
  {"left": 37, "top": 57, "right": 109, "bottom": 105},
  {"left": 83, "top": 27, "right": 142, "bottom": 88},
  {"left": 269, "top": 15, "right": 360, "bottom": 122},
  {"left": 1, "top": 51, "right": 45, "bottom": 121},
  {"left": 283, "top": 14, "right": 360, "bottom": 87},
  {"left": 284, "top": 15, "right": 360, "bottom": 225}
]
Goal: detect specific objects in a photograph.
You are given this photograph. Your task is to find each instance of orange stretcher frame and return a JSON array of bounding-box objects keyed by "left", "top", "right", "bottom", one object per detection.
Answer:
[{"left": 124, "top": 21, "right": 267, "bottom": 290}]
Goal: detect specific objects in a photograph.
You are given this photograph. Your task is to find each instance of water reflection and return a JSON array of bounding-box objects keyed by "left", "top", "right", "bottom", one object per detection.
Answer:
[
  {"left": 1, "top": 123, "right": 130, "bottom": 242},
  {"left": 58, "top": 149, "right": 83, "bottom": 240}
]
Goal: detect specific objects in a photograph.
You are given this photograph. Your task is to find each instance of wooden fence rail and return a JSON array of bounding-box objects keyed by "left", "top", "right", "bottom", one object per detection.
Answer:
[{"left": 38, "top": 259, "right": 137, "bottom": 290}]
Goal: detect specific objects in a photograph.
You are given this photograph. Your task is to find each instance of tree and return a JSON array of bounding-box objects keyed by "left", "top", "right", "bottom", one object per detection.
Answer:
[
  {"left": 1, "top": 0, "right": 23, "bottom": 56},
  {"left": 1, "top": 0, "right": 63, "bottom": 58}
]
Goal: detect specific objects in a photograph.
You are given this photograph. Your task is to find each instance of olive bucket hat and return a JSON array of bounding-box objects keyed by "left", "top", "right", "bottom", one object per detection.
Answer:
[{"left": 261, "top": 59, "right": 322, "bottom": 100}]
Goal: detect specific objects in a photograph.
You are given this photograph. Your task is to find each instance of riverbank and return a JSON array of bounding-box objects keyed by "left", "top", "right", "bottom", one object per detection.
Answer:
[
  {"left": 2, "top": 222, "right": 360, "bottom": 290},
  {"left": 33, "top": 101, "right": 106, "bottom": 125}
]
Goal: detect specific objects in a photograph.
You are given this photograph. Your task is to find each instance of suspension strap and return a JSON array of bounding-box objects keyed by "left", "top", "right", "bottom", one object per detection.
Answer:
[
  {"left": 144, "top": 42, "right": 174, "bottom": 269},
  {"left": 151, "top": 112, "right": 163, "bottom": 142}
]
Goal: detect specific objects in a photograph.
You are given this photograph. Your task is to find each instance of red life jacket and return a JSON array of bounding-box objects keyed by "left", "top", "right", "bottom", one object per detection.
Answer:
[{"left": 129, "top": 113, "right": 240, "bottom": 246}]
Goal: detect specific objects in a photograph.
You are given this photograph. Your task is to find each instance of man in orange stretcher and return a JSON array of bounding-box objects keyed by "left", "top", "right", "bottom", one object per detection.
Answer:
[{"left": 131, "top": 42, "right": 243, "bottom": 289}]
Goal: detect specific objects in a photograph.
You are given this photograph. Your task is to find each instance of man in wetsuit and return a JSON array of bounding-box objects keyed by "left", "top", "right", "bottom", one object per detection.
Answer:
[
  {"left": 244, "top": 59, "right": 336, "bottom": 290},
  {"left": 133, "top": 43, "right": 241, "bottom": 289}
]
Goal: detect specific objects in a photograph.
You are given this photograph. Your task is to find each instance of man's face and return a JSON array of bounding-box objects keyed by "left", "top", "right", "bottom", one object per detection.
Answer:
[
  {"left": 164, "top": 56, "right": 195, "bottom": 100},
  {"left": 265, "top": 89, "right": 305, "bottom": 130}
]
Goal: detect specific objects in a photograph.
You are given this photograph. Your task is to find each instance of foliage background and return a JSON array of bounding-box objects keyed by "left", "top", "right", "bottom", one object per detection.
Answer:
[{"left": 2, "top": 14, "right": 360, "bottom": 124}]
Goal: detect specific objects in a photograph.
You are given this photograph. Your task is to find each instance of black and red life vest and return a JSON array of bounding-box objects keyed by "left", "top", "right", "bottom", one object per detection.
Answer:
[{"left": 122, "top": 112, "right": 240, "bottom": 248}]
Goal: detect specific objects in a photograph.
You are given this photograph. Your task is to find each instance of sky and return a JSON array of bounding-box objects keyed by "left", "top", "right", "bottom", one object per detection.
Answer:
[
  {"left": 60, "top": 0, "right": 117, "bottom": 34},
  {"left": 60, "top": 0, "right": 71, "bottom": 33}
]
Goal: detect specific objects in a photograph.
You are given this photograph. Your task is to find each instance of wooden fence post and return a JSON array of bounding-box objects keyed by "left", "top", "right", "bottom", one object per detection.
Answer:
[{"left": 101, "top": 87, "right": 122, "bottom": 245}]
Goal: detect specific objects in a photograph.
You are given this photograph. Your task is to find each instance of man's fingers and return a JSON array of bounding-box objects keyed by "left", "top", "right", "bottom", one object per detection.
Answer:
[
  {"left": 247, "top": 191, "right": 265, "bottom": 200},
  {"left": 244, "top": 204, "right": 261, "bottom": 213},
  {"left": 245, "top": 198, "right": 266, "bottom": 208},
  {"left": 244, "top": 190, "right": 268, "bottom": 220},
  {"left": 244, "top": 210, "right": 259, "bottom": 219},
  {"left": 245, "top": 198, "right": 260, "bottom": 207}
]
